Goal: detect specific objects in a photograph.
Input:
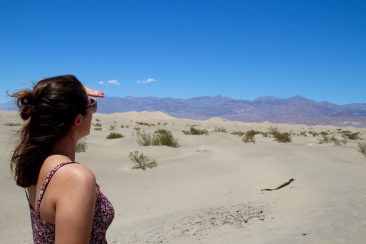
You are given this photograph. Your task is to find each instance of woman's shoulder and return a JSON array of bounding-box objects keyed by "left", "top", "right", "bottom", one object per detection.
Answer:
[
  {"left": 41, "top": 157, "right": 96, "bottom": 188},
  {"left": 57, "top": 162, "right": 96, "bottom": 184}
]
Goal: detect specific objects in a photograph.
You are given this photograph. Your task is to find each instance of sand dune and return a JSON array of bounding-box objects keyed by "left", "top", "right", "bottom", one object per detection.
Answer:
[{"left": 1, "top": 110, "right": 366, "bottom": 243}]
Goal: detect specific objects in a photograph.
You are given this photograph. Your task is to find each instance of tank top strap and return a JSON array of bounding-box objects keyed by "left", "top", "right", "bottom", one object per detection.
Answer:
[{"left": 35, "top": 160, "right": 79, "bottom": 213}]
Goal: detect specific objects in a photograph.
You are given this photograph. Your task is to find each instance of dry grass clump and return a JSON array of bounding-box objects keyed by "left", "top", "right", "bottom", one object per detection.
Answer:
[
  {"left": 4, "top": 122, "right": 22, "bottom": 126},
  {"left": 109, "top": 125, "right": 116, "bottom": 130},
  {"left": 242, "top": 130, "right": 261, "bottom": 143},
  {"left": 135, "top": 121, "right": 156, "bottom": 127},
  {"left": 213, "top": 127, "right": 227, "bottom": 132},
  {"left": 129, "top": 151, "right": 157, "bottom": 170},
  {"left": 106, "top": 132, "right": 124, "bottom": 139},
  {"left": 156, "top": 122, "right": 168, "bottom": 126},
  {"left": 136, "top": 129, "right": 179, "bottom": 147},
  {"left": 109, "top": 121, "right": 117, "bottom": 131},
  {"left": 308, "top": 130, "right": 318, "bottom": 137},
  {"left": 329, "top": 136, "right": 345, "bottom": 146},
  {"left": 231, "top": 131, "right": 245, "bottom": 136},
  {"left": 136, "top": 130, "right": 152, "bottom": 146},
  {"left": 300, "top": 131, "right": 307, "bottom": 137},
  {"left": 267, "top": 127, "right": 291, "bottom": 143},
  {"left": 268, "top": 126, "right": 279, "bottom": 135},
  {"left": 76, "top": 139, "right": 87, "bottom": 153},
  {"left": 93, "top": 121, "right": 102, "bottom": 131},
  {"left": 319, "top": 134, "right": 347, "bottom": 146},
  {"left": 273, "top": 132, "right": 292, "bottom": 143},
  {"left": 182, "top": 127, "right": 209, "bottom": 135},
  {"left": 318, "top": 134, "right": 330, "bottom": 144},
  {"left": 358, "top": 142, "right": 366, "bottom": 156},
  {"left": 152, "top": 129, "right": 180, "bottom": 147},
  {"left": 341, "top": 130, "right": 361, "bottom": 140}
]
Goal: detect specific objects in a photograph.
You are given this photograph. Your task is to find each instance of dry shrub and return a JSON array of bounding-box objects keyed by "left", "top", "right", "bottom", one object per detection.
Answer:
[
  {"left": 357, "top": 142, "right": 366, "bottom": 156},
  {"left": 137, "top": 129, "right": 179, "bottom": 147},
  {"left": 76, "top": 140, "right": 87, "bottom": 153},
  {"left": 242, "top": 130, "right": 260, "bottom": 143},
  {"left": 213, "top": 127, "right": 227, "bottom": 132},
  {"left": 182, "top": 127, "right": 208, "bottom": 135},
  {"left": 106, "top": 132, "right": 124, "bottom": 139},
  {"left": 129, "top": 151, "right": 157, "bottom": 170},
  {"left": 4, "top": 122, "right": 22, "bottom": 126},
  {"left": 268, "top": 127, "right": 291, "bottom": 143}
]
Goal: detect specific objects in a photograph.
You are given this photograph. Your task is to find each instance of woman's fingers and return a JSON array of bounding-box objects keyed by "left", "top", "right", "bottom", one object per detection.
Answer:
[{"left": 84, "top": 86, "right": 105, "bottom": 98}]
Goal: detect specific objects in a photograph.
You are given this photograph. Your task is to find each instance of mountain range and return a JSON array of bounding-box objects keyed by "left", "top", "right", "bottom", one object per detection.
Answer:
[{"left": 1, "top": 95, "right": 366, "bottom": 128}]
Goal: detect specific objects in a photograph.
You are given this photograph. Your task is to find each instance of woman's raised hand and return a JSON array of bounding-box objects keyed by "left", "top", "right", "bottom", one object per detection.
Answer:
[{"left": 83, "top": 85, "right": 105, "bottom": 98}]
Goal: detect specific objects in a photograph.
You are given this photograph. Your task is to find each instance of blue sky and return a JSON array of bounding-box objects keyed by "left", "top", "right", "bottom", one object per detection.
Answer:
[{"left": 0, "top": 0, "right": 365, "bottom": 104}]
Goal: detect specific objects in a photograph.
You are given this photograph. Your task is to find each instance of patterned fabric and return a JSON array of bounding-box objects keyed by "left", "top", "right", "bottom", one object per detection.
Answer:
[{"left": 25, "top": 161, "right": 114, "bottom": 244}]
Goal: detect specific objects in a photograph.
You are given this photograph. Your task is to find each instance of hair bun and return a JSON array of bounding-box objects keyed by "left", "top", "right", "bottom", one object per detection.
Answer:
[{"left": 17, "top": 90, "right": 36, "bottom": 120}]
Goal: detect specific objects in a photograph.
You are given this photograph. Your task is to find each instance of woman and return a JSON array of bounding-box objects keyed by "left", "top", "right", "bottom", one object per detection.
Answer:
[{"left": 10, "top": 75, "right": 114, "bottom": 243}]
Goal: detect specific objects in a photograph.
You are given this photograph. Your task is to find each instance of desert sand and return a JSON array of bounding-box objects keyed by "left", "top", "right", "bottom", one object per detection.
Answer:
[{"left": 1, "top": 110, "right": 366, "bottom": 243}]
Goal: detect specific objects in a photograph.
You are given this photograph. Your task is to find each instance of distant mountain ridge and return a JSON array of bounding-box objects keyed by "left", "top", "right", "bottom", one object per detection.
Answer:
[{"left": 1, "top": 95, "right": 366, "bottom": 128}]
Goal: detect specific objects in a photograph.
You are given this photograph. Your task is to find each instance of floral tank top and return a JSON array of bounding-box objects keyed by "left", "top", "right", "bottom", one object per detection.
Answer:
[{"left": 25, "top": 161, "right": 114, "bottom": 243}]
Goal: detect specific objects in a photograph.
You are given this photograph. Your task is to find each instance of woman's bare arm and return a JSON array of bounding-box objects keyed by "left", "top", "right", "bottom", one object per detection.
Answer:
[{"left": 54, "top": 164, "right": 97, "bottom": 244}]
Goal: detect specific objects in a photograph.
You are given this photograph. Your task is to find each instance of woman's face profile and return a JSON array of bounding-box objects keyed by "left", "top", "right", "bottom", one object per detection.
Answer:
[{"left": 83, "top": 99, "right": 94, "bottom": 137}]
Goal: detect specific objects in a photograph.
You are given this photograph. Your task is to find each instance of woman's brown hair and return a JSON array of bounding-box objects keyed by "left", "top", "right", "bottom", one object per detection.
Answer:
[{"left": 10, "top": 75, "right": 89, "bottom": 187}]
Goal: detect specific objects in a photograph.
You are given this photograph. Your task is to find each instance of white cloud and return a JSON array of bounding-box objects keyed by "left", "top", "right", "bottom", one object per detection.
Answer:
[
  {"left": 107, "top": 80, "right": 120, "bottom": 86},
  {"left": 98, "top": 81, "right": 105, "bottom": 85},
  {"left": 136, "top": 78, "right": 156, "bottom": 84}
]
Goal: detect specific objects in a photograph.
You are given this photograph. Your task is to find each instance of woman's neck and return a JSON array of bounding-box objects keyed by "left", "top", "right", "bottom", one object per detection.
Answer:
[{"left": 49, "top": 133, "right": 76, "bottom": 161}]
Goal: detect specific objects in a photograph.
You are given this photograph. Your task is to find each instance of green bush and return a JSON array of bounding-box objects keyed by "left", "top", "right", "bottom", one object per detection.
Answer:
[
  {"left": 76, "top": 140, "right": 87, "bottom": 153},
  {"left": 106, "top": 132, "right": 124, "bottom": 139},
  {"left": 358, "top": 142, "right": 366, "bottom": 156},
  {"left": 94, "top": 127, "right": 102, "bottom": 131},
  {"left": 129, "top": 151, "right": 157, "bottom": 170},
  {"left": 93, "top": 123, "right": 102, "bottom": 127}
]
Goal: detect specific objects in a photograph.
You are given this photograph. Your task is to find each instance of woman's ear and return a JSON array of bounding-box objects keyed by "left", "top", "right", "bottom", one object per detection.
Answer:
[{"left": 73, "top": 114, "right": 83, "bottom": 128}]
